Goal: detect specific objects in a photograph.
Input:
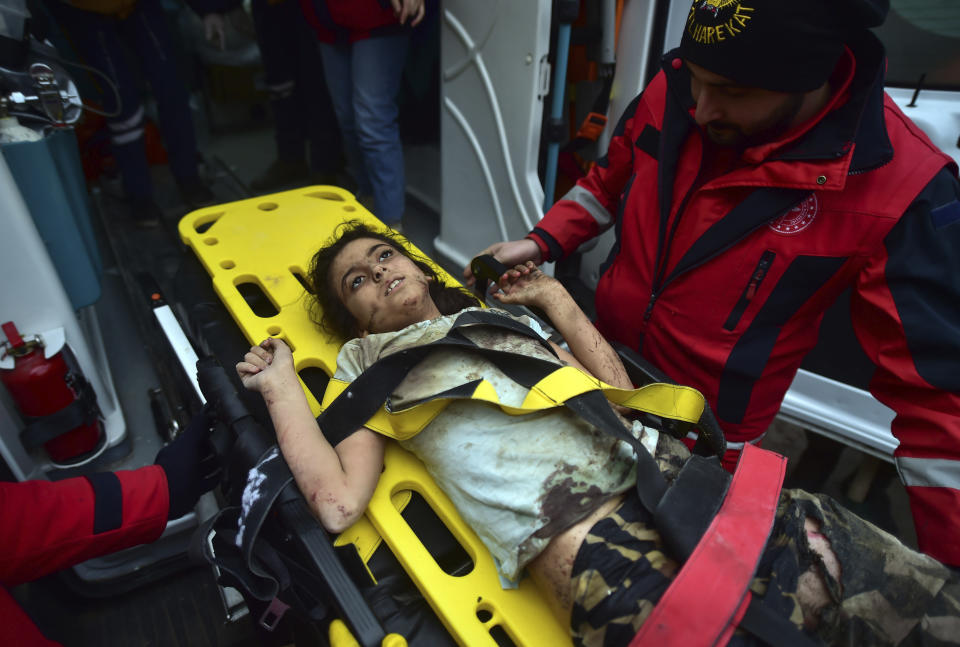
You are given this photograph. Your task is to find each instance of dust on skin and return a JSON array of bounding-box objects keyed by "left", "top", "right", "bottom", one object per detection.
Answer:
[{"left": 309, "top": 489, "right": 352, "bottom": 525}]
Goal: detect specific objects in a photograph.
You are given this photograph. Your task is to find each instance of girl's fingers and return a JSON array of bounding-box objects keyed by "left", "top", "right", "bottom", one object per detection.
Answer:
[
  {"left": 244, "top": 351, "right": 268, "bottom": 370},
  {"left": 253, "top": 348, "right": 274, "bottom": 364},
  {"left": 236, "top": 361, "right": 260, "bottom": 376}
]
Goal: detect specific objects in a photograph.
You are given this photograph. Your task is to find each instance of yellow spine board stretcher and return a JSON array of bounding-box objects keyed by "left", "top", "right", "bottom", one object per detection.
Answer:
[{"left": 178, "top": 187, "right": 573, "bottom": 647}]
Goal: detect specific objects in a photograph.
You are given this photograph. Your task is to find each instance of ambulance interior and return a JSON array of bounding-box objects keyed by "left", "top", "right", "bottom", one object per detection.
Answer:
[{"left": 1, "top": 1, "right": 958, "bottom": 645}]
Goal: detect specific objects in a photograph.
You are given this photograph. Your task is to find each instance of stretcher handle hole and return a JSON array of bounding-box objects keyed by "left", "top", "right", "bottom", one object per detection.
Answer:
[
  {"left": 291, "top": 270, "right": 314, "bottom": 294},
  {"left": 399, "top": 491, "right": 474, "bottom": 576},
  {"left": 477, "top": 600, "right": 517, "bottom": 646},
  {"left": 194, "top": 212, "right": 223, "bottom": 233},
  {"left": 258, "top": 202, "right": 279, "bottom": 211},
  {"left": 306, "top": 191, "right": 345, "bottom": 201},
  {"left": 298, "top": 366, "right": 330, "bottom": 404},
  {"left": 343, "top": 205, "right": 356, "bottom": 212},
  {"left": 220, "top": 260, "right": 235, "bottom": 269},
  {"left": 204, "top": 237, "right": 218, "bottom": 246},
  {"left": 489, "top": 624, "right": 517, "bottom": 647},
  {"left": 236, "top": 281, "right": 280, "bottom": 318}
]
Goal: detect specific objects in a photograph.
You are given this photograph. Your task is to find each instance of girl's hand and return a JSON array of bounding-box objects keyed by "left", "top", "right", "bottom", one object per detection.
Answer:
[
  {"left": 236, "top": 337, "right": 296, "bottom": 393},
  {"left": 490, "top": 262, "right": 562, "bottom": 310}
]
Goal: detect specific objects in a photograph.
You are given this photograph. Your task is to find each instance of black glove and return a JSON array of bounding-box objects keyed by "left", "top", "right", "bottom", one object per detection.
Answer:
[{"left": 154, "top": 405, "right": 222, "bottom": 519}]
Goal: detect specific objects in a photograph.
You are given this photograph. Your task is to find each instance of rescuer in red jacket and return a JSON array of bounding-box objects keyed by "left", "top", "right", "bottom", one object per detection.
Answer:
[
  {"left": 0, "top": 408, "right": 220, "bottom": 645},
  {"left": 466, "top": 0, "right": 960, "bottom": 567}
]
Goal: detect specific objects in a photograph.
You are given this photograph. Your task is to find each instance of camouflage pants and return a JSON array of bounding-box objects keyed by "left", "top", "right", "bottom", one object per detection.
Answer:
[{"left": 569, "top": 441, "right": 960, "bottom": 646}]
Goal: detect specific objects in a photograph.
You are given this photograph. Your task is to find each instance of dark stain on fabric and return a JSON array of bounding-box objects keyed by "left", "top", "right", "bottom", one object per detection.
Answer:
[{"left": 534, "top": 474, "right": 606, "bottom": 539}]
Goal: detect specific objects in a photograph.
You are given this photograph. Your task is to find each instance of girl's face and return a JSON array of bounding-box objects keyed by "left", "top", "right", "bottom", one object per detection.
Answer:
[{"left": 330, "top": 237, "right": 441, "bottom": 336}]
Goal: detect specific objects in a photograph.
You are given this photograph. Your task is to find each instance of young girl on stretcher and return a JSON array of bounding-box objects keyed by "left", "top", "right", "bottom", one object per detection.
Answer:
[{"left": 237, "top": 221, "right": 959, "bottom": 647}]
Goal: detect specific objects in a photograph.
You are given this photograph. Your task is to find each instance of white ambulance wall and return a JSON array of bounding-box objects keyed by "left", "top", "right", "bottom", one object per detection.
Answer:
[
  {"left": 0, "top": 156, "right": 125, "bottom": 478},
  {"left": 436, "top": 0, "right": 552, "bottom": 270}
]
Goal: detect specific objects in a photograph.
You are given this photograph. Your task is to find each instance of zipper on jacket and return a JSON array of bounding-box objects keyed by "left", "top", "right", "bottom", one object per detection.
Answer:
[
  {"left": 646, "top": 136, "right": 708, "bottom": 326},
  {"left": 848, "top": 156, "right": 893, "bottom": 176},
  {"left": 722, "top": 250, "right": 776, "bottom": 331},
  {"left": 642, "top": 294, "right": 657, "bottom": 323}
]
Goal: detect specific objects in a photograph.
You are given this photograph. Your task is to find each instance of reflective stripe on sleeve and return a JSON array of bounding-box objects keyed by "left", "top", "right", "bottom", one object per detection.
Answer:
[
  {"left": 559, "top": 185, "right": 614, "bottom": 229},
  {"left": 896, "top": 456, "right": 960, "bottom": 490}
]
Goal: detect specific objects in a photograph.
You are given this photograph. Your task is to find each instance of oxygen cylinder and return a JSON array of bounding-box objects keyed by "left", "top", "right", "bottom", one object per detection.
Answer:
[{"left": 0, "top": 321, "right": 102, "bottom": 462}]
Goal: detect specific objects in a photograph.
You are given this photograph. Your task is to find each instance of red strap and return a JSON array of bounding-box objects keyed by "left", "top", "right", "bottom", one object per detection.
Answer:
[{"left": 630, "top": 443, "right": 787, "bottom": 647}]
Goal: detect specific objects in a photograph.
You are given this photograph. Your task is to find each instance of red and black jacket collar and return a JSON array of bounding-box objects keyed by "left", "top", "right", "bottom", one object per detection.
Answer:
[{"left": 661, "top": 29, "right": 894, "bottom": 177}]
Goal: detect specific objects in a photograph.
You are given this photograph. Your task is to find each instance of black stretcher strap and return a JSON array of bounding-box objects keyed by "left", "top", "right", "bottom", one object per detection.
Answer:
[
  {"left": 192, "top": 506, "right": 286, "bottom": 602},
  {"left": 193, "top": 467, "right": 387, "bottom": 645},
  {"left": 318, "top": 310, "right": 555, "bottom": 446},
  {"left": 654, "top": 455, "right": 731, "bottom": 562},
  {"left": 742, "top": 599, "right": 822, "bottom": 647},
  {"left": 236, "top": 447, "right": 296, "bottom": 592}
]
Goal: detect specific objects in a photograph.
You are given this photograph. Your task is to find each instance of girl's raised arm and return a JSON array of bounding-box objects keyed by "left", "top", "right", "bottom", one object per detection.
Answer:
[
  {"left": 491, "top": 263, "right": 632, "bottom": 390},
  {"left": 237, "top": 338, "right": 385, "bottom": 533}
]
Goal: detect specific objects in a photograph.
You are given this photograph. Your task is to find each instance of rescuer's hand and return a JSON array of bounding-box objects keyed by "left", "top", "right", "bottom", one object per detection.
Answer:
[
  {"left": 154, "top": 405, "right": 221, "bottom": 519},
  {"left": 463, "top": 239, "right": 541, "bottom": 287}
]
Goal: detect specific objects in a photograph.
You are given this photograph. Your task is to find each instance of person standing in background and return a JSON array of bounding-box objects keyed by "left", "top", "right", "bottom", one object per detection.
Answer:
[
  {"left": 300, "top": 0, "right": 425, "bottom": 231},
  {"left": 248, "top": 0, "right": 345, "bottom": 193},
  {"left": 45, "top": 0, "right": 221, "bottom": 226}
]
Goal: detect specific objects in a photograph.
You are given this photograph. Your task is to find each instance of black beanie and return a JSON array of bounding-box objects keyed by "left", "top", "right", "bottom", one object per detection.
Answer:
[{"left": 678, "top": 0, "right": 890, "bottom": 93}]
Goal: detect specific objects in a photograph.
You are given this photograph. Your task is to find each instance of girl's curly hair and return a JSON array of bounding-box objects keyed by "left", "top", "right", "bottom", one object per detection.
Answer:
[{"left": 307, "top": 220, "right": 480, "bottom": 340}]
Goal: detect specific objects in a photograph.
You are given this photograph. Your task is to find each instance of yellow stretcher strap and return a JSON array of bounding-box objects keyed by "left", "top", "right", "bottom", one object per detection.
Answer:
[{"left": 319, "top": 365, "right": 704, "bottom": 441}]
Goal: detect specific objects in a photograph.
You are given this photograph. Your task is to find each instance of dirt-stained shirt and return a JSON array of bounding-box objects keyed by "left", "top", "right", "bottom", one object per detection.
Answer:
[{"left": 333, "top": 308, "right": 654, "bottom": 583}]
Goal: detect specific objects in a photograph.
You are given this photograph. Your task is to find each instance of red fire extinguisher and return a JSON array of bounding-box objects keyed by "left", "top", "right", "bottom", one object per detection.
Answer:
[{"left": 0, "top": 321, "right": 103, "bottom": 463}]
